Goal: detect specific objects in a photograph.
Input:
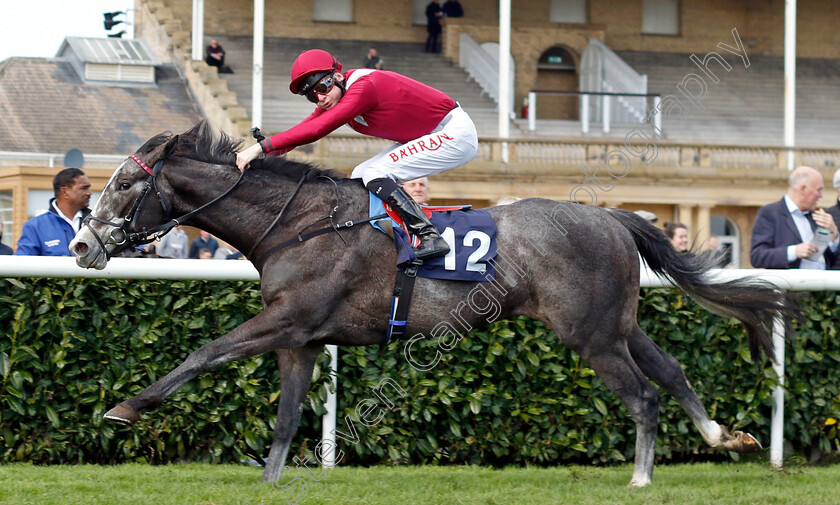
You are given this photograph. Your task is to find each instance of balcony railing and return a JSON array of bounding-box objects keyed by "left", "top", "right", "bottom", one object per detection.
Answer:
[{"left": 304, "top": 136, "right": 840, "bottom": 175}]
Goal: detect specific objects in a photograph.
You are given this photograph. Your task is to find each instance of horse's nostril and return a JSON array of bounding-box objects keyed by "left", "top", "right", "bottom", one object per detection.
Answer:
[{"left": 75, "top": 242, "right": 89, "bottom": 255}]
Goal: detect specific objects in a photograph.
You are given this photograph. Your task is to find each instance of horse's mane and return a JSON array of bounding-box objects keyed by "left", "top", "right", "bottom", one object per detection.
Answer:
[{"left": 136, "top": 120, "right": 344, "bottom": 183}]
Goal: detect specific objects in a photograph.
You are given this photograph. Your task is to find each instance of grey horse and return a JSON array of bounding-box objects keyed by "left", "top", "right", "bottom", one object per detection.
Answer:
[{"left": 70, "top": 122, "right": 798, "bottom": 486}]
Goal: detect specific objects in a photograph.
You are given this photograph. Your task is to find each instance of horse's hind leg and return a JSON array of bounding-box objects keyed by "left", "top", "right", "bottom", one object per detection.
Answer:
[
  {"left": 627, "top": 325, "right": 762, "bottom": 453},
  {"left": 576, "top": 345, "right": 661, "bottom": 487},
  {"left": 262, "top": 343, "right": 323, "bottom": 482}
]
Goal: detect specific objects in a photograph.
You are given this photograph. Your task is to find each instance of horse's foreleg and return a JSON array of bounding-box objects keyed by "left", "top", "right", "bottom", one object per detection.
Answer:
[
  {"left": 105, "top": 306, "right": 305, "bottom": 423},
  {"left": 627, "top": 326, "right": 762, "bottom": 453},
  {"left": 262, "top": 344, "right": 323, "bottom": 482}
]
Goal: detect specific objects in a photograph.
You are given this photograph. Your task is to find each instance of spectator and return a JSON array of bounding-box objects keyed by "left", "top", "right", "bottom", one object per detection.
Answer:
[
  {"left": 189, "top": 230, "right": 219, "bottom": 259},
  {"left": 235, "top": 49, "right": 478, "bottom": 260},
  {"left": 750, "top": 165, "right": 839, "bottom": 269},
  {"left": 442, "top": 0, "right": 464, "bottom": 18},
  {"left": 827, "top": 168, "right": 840, "bottom": 269},
  {"left": 0, "top": 220, "right": 13, "bottom": 255},
  {"left": 664, "top": 222, "right": 689, "bottom": 253},
  {"left": 364, "top": 48, "right": 383, "bottom": 70},
  {"left": 198, "top": 248, "right": 213, "bottom": 259},
  {"left": 156, "top": 225, "right": 189, "bottom": 258},
  {"left": 401, "top": 177, "right": 429, "bottom": 205},
  {"left": 703, "top": 235, "right": 731, "bottom": 267},
  {"left": 425, "top": 0, "right": 443, "bottom": 53},
  {"left": 15, "top": 168, "right": 91, "bottom": 256},
  {"left": 214, "top": 240, "right": 237, "bottom": 259},
  {"left": 205, "top": 40, "right": 232, "bottom": 73}
]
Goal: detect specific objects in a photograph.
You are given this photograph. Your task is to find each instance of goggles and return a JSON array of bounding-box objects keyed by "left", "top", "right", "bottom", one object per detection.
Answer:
[{"left": 298, "top": 72, "right": 335, "bottom": 103}]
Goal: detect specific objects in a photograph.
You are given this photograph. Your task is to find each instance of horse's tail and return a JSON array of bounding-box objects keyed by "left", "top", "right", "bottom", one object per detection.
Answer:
[{"left": 607, "top": 208, "right": 800, "bottom": 361}]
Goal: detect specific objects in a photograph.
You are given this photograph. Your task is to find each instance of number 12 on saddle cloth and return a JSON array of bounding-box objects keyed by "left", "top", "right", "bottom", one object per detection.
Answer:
[{"left": 369, "top": 193, "right": 498, "bottom": 282}]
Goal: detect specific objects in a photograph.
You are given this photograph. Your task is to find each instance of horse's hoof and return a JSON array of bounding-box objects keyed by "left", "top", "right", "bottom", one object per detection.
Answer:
[
  {"left": 723, "top": 430, "right": 763, "bottom": 453},
  {"left": 104, "top": 404, "right": 140, "bottom": 424}
]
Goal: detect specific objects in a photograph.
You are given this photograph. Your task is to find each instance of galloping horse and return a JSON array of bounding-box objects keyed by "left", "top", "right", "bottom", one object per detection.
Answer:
[{"left": 71, "top": 122, "right": 797, "bottom": 486}]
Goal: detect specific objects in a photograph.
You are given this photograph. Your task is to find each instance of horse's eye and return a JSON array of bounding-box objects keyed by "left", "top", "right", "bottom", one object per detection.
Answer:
[{"left": 118, "top": 182, "right": 132, "bottom": 191}]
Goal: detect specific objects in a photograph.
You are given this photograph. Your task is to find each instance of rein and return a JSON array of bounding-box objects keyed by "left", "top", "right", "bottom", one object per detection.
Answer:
[
  {"left": 83, "top": 155, "right": 247, "bottom": 259},
  {"left": 248, "top": 174, "right": 388, "bottom": 265},
  {"left": 250, "top": 212, "right": 387, "bottom": 266},
  {"left": 246, "top": 173, "right": 307, "bottom": 260}
]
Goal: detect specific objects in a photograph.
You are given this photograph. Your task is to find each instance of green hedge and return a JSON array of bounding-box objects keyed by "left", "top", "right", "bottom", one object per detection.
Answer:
[{"left": 1, "top": 277, "right": 839, "bottom": 467}]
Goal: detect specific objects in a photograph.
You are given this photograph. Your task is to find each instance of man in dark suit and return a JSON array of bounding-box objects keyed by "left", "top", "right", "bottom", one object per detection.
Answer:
[
  {"left": 750, "top": 166, "right": 839, "bottom": 269},
  {"left": 827, "top": 168, "right": 840, "bottom": 269}
]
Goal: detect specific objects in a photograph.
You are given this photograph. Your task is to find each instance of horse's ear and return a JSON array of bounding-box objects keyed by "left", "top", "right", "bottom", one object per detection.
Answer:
[
  {"left": 145, "top": 134, "right": 180, "bottom": 167},
  {"left": 164, "top": 135, "right": 180, "bottom": 158}
]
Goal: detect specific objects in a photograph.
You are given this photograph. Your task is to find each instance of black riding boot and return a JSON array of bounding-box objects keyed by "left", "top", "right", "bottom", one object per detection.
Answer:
[{"left": 367, "top": 178, "right": 450, "bottom": 260}]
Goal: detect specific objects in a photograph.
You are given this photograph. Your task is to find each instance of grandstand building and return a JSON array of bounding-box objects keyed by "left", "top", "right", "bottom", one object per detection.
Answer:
[{"left": 1, "top": 0, "right": 838, "bottom": 267}]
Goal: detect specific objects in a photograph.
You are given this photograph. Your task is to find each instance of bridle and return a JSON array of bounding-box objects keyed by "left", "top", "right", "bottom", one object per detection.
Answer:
[
  {"left": 81, "top": 152, "right": 380, "bottom": 266},
  {"left": 82, "top": 154, "right": 247, "bottom": 260}
]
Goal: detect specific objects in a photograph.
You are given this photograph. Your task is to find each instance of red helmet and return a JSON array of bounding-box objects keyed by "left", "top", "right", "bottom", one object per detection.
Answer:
[{"left": 289, "top": 49, "right": 342, "bottom": 94}]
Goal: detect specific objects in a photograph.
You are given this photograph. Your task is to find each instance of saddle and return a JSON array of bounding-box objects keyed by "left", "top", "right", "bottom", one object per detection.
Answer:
[
  {"left": 368, "top": 193, "right": 499, "bottom": 343},
  {"left": 368, "top": 193, "right": 498, "bottom": 282}
]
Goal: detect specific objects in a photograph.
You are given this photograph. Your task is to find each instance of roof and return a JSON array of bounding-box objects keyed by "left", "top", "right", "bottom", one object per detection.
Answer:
[
  {"left": 56, "top": 37, "right": 160, "bottom": 66},
  {"left": 0, "top": 57, "right": 203, "bottom": 155}
]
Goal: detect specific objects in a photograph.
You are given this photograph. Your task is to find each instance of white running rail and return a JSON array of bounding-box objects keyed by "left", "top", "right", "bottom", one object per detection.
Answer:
[{"left": 5, "top": 255, "right": 838, "bottom": 471}]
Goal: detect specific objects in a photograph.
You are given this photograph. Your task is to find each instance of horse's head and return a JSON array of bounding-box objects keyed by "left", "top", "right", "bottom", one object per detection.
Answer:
[{"left": 71, "top": 134, "right": 179, "bottom": 269}]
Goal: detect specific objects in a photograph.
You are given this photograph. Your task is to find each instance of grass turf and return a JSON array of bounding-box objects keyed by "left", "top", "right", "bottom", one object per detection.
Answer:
[{"left": 2, "top": 462, "right": 840, "bottom": 505}]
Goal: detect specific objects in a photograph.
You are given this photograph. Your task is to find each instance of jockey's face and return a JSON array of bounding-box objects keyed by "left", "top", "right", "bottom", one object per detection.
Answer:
[{"left": 314, "top": 73, "right": 344, "bottom": 111}]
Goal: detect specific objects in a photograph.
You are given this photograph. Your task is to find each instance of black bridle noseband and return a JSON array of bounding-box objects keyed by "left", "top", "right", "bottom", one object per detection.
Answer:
[{"left": 82, "top": 154, "right": 247, "bottom": 260}]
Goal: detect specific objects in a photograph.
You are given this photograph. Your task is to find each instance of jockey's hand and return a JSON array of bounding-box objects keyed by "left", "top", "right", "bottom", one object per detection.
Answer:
[{"left": 236, "top": 143, "right": 263, "bottom": 172}]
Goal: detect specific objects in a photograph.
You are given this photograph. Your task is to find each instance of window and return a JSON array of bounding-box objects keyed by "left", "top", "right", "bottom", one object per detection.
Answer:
[
  {"left": 710, "top": 215, "right": 739, "bottom": 268},
  {"left": 642, "top": 0, "right": 679, "bottom": 36},
  {"left": 27, "top": 189, "right": 100, "bottom": 220},
  {"left": 413, "top": 0, "right": 427, "bottom": 25},
  {"left": 550, "top": 0, "right": 587, "bottom": 24},
  {"left": 0, "top": 191, "right": 12, "bottom": 249},
  {"left": 314, "top": 0, "right": 353, "bottom": 22}
]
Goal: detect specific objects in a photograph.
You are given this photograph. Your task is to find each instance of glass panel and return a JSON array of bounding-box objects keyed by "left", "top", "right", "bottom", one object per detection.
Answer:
[
  {"left": 314, "top": 0, "right": 353, "bottom": 22},
  {"left": 642, "top": 0, "right": 679, "bottom": 36},
  {"left": 0, "top": 191, "right": 12, "bottom": 249},
  {"left": 550, "top": 0, "right": 587, "bottom": 24},
  {"left": 27, "top": 190, "right": 100, "bottom": 219}
]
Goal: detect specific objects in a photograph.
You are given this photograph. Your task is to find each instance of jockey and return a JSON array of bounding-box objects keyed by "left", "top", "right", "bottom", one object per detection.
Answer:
[{"left": 235, "top": 49, "right": 478, "bottom": 260}]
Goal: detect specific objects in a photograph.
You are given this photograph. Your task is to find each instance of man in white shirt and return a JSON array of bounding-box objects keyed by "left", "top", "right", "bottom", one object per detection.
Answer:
[
  {"left": 401, "top": 177, "right": 430, "bottom": 205},
  {"left": 750, "top": 166, "right": 839, "bottom": 269},
  {"left": 156, "top": 225, "right": 189, "bottom": 259},
  {"left": 15, "top": 168, "right": 91, "bottom": 256}
]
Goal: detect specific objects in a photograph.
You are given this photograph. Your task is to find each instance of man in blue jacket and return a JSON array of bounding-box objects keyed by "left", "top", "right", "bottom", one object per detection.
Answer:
[
  {"left": 750, "top": 166, "right": 839, "bottom": 269},
  {"left": 16, "top": 168, "right": 91, "bottom": 256}
]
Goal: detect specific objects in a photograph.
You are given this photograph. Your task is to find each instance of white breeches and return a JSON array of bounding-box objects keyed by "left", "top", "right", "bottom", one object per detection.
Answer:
[{"left": 350, "top": 105, "right": 478, "bottom": 185}]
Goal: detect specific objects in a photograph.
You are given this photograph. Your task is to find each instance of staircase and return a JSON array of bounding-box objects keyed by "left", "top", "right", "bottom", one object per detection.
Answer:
[{"left": 211, "top": 36, "right": 505, "bottom": 138}]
